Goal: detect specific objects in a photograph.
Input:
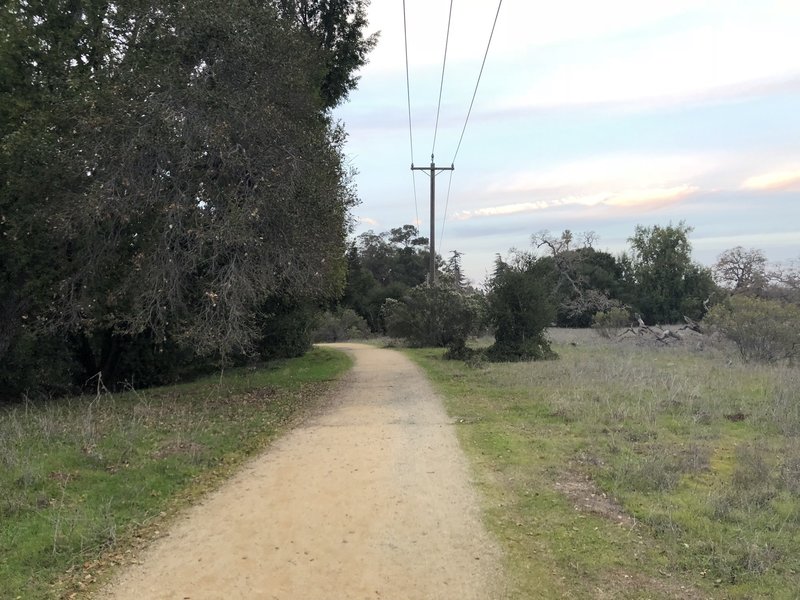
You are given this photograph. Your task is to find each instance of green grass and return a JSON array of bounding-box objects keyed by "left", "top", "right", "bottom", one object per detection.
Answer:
[
  {"left": 0, "top": 347, "right": 351, "bottom": 599},
  {"left": 407, "top": 331, "right": 800, "bottom": 599}
]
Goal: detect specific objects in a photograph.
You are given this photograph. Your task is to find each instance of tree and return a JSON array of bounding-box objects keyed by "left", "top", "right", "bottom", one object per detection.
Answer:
[
  {"left": 1, "top": 0, "right": 109, "bottom": 396},
  {"left": 0, "top": 0, "right": 373, "bottom": 395},
  {"left": 532, "top": 230, "right": 624, "bottom": 327},
  {"left": 340, "top": 225, "right": 433, "bottom": 331},
  {"left": 713, "top": 247, "right": 768, "bottom": 295},
  {"left": 274, "top": 0, "right": 379, "bottom": 109},
  {"left": 389, "top": 224, "right": 427, "bottom": 248},
  {"left": 442, "top": 250, "right": 467, "bottom": 289},
  {"left": 624, "top": 223, "right": 716, "bottom": 323},
  {"left": 770, "top": 261, "right": 800, "bottom": 305},
  {"left": 485, "top": 257, "right": 555, "bottom": 361}
]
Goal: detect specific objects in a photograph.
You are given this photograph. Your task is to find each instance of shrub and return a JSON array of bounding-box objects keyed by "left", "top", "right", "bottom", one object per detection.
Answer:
[
  {"left": 485, "top": 265, "right": 555, "bottom": 361},
  {"left": 705, "top": 296, "right": 800, "bottom": 363},
  {"left": 311, "top": 308, "right": 371, "bottom": 342},
  {"left": 382, "top": 284, "right": 483, "bottom": 353},
  {"left": 256, "top": 300, "right": 317, "bottom": 360},
  {"left": 592, "top": 307, "right": 633, "bottom": 338},
  {"left": 0, "top": 331, "right": 78, "bottom": 402}
]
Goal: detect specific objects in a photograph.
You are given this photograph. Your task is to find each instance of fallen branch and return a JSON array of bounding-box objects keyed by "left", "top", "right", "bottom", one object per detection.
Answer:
[{"left": 617, "top": 315, "right": 696, "bottom": 344}]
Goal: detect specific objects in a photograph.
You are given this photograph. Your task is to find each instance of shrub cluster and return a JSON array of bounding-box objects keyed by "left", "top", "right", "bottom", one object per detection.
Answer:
[
  {"left": 383, "top": 284, "right": 483, "bottom": 355},
  {"left": 705, "top": 296, "right": 800, "bottom": 363},
  {"left": 312, "top": 309, "right": 371, "bottom": 342},
  {"left": 591, "top": 307, "right": 633, "bottom": 338}
]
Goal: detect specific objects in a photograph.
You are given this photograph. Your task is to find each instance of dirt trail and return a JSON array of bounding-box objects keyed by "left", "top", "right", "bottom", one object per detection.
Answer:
[{"left": 99, "top": 343, "right": 504, "bottom": 600}]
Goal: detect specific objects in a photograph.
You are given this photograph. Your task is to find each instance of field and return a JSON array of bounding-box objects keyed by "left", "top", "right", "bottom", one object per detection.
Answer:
[
  {"left": 4, "top": 331, "right": 799, "bottom": 599},
  {"left": 408, "top": 329, "right": 800, "bottom": 599},
  {"left": 0, "top": 348, "right": 351, "bottom": 599}
]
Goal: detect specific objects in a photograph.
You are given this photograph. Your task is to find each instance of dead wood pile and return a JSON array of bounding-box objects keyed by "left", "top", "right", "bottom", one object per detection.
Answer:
[{"left": 619, "top": 315, "right": 704, "bottom": 344}]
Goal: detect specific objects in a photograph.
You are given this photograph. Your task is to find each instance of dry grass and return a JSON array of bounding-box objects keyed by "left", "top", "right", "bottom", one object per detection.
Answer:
[
  {"left": 0, "top": 348, "right": 351, "bottom": 599},
  {"left": 409, "top": 328, "right": 800, "bottom": 598}
]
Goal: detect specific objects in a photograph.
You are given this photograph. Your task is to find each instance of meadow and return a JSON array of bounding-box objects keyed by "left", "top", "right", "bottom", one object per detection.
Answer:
[
  {"left": 4, "top": 330, "right": 798, "bottom": 599},
  {"left": 409, "top": 329, "right": 800, "bottom": 599},
  {"left": 0, "top": 348, "right": 351, "bottom": 599}
]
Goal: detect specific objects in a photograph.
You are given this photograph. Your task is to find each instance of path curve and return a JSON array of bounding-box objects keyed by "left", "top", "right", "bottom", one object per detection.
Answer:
[{"left": 99, "top": 343, "right": 504, "bottom": 599}]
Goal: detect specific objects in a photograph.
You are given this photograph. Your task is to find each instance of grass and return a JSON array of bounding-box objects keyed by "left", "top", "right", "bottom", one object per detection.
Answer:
[
  {"left": 0, "top": 347, "right": 351, "bottom": 600},
  {"left": 407, "top": 329, "right": 800, "bottom": 599}
]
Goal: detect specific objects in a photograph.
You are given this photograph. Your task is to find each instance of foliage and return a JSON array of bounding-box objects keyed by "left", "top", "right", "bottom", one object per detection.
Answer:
[
  {"left": 623, "top": 222, "right": 716, "bottom": 323},
  {"left": 274, "top": 0, "right": 378, "bottom": 109},
  {"left": 341, "top": 226, "right": 436, "bottom": 331},
  {"left": 591, "top": 306, "right": 633, "bottom": 338},
  {"left": 0, "top": 331, "right": 77, "bottom": 401},
  {"left": 0, "top": 347, "right": 350, "bottom": 599},
  {"left": 705, "top": 295, "right": 800, "bottom": 363},
  {"left": 532, "top": 230, "right": 625, "bottom": 327},
  {"left": 312, "top": 308, "right": 371, "bottom": 342},
  {"left": 0, "top": 0, "right": 373, "bottom": 397},
  {"left": 356, "top": 227, "right": 431, "bottom": 288},
  {"left": 255, "top": 298, "right": 320, "bottom": 360},
  {"left": 485, "top": 258, "right": 556, "bottom": 361},
  {"left": 442, "top": 250, "right": 468, "bottom": 289},
  {"left": 383, "top": 284, "right": 483, "bottom": 353}
]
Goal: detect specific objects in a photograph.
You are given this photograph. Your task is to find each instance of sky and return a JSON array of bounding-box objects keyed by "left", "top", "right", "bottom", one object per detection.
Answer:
[{"left": 334, "top": 0, "right": 800, "bottom": 285}]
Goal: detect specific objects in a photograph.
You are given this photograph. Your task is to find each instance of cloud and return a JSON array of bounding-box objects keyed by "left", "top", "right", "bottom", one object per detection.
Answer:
[
  {"left": 605, "top": 185, "right": 699, "bottom": 207},
  {"left": 356, "top": 216, "right": 379, "bottom": 226},
  {"left": 453, "top": 184, "right": 697, "bottom": 221},
  {"left": 741, "top": 168, "right": 800, "bottom": 191},
  {"left": 694, "top": 231, "right": 800, "bottom": 248},
  {"left": 493, "top": 154, "right": 716, "bottom": 194},
  {"left": 489, "top": 11, "right": 800, "bottom": 113},
  {"left": 362, "top": 0, "right": 705, "bottom": 74}
]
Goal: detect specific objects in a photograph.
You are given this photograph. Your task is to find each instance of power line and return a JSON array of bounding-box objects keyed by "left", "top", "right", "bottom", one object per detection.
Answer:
[
  {"left": 439, "top": 169, "right": 455, "bottom": 248},
  {"left": 402, "top": 0, "right": 419, "bottom": 227},
  {"left": 451, "top": 0, "right": 503, "bottom": 165},
  {"left": 431, "top": 0, "right": 454, "bottom": 159},
  {"left": 440, "top": 0, "right": 503, "bottom": 250},
  {"left": 403, "top": 0, "right": 503, "bottom": 258}
]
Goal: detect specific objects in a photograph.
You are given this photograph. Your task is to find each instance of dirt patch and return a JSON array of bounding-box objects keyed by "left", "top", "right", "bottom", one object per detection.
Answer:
[
  {"left": 595, "top": 570, "right": 711, "bottom": 600},
  {"left": 554, "top": 473, "right": 711, "bottom": 598},
  {"left": 96, "top": 343, "right": 504, "bottom": 599},
  {"left": 151, "top": 440, "right": 206, "bottom": 460},
  {"left": 554, "top": 471, "right": 636, "bottom": 528},
  {"left": 724, "top": 412, "right": 748, "bottom": 422}
]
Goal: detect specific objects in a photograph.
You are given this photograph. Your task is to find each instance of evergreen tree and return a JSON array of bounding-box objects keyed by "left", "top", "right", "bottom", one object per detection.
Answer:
[
  {"left": 624, "top": 222, "right": 715, "bottom": 323},
  {"left": 485, "top": 256, "right": 555, "bottom": 361},
  {"left": 443, "top": 250, "right": 467, "bottom": 289},
  {"left": 0, "top": 0, "right": 374, "bottom": 396}
]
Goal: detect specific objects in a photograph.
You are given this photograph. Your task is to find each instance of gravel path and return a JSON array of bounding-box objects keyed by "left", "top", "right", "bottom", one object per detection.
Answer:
[{"left": 99, "top": 343, "right": 503, "bottom": 599}]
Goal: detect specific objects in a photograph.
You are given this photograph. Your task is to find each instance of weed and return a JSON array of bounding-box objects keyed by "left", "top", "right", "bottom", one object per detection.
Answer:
[{"left": 779, "top": 444, "right": 800, "bottom": 496}]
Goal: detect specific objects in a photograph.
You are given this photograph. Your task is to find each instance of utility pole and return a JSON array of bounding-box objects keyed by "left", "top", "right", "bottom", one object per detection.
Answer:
[{"left": 411, "top": 156, "right": 454, "bottom": 285}]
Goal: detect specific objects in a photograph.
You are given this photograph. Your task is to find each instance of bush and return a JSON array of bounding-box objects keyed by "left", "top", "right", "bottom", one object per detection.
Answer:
[
  {"left": 705, "top": 296, "right": 800, "bottom": 363},
  {"left": 256, "top": 300, "right": 318, "bottom": 360},
  {"left": 592, "top": 307, "right": 633, "bottom": 338},
  {"left": 382, "top": 284, "right": 483, "bottom": 353},
  {"left": 311, "top": 308, "right": 371, "bottom": 342},
  {"left": 0, "top": 331, "right": 78, "bottom": 402},
  {"left": 485, "top": 265, "right": 556, "bottom": 361}
]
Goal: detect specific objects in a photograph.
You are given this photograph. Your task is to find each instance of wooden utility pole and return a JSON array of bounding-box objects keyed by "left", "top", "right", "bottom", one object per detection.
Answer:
[{"left": 411, "top": 156, "right": 454, "bottom": 285}]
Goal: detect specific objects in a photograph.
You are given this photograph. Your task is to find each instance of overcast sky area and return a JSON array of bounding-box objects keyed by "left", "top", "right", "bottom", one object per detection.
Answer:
[{"left": 334, "top": 0, "right": 800, "bottom": 284}]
